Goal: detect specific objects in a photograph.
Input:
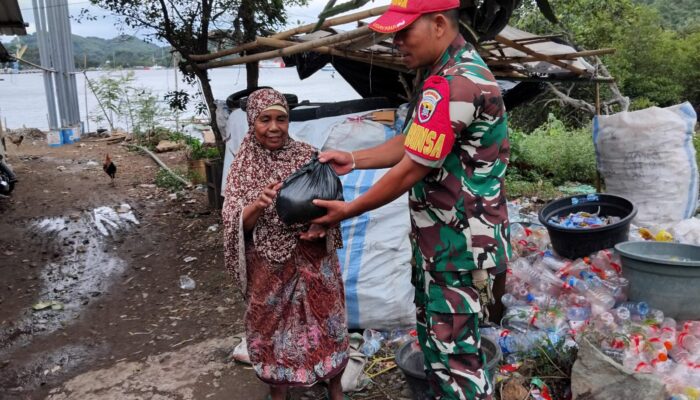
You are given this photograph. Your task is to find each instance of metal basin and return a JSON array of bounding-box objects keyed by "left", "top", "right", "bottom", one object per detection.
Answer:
[{"left": 615, "top": 241, "right": 700, "bottom": 319}]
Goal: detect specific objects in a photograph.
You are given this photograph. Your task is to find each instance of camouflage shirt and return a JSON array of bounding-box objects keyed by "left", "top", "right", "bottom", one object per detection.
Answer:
[{"left": 404, "top": 34, "right": 511, "bottom": 274}]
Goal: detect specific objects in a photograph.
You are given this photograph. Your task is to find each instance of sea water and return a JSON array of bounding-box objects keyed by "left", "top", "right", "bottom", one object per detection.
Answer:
[{"left": 0, "top": 67, "right": 360, "bottom": 131}]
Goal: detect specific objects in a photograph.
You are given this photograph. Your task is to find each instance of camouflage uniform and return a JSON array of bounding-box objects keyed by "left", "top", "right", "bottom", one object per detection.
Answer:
[{"left": 403, "top": 34, "right": 511, "bottom": 400}]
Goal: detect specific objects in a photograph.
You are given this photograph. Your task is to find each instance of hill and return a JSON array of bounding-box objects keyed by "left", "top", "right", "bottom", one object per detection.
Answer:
[
  {"left": 1, "top": 34, "right": 172, "bottom": 68},
  {"left": 635, "top": 0, "right": 700, "bottom": 30}
]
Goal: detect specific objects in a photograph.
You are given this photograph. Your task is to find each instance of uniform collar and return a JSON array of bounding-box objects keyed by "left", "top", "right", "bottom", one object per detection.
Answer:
[{"left": 427, "top": 34, "right": 467, "bottom": 76}]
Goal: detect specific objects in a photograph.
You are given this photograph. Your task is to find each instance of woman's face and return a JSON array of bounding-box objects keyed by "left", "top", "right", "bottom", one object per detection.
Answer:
[{"left": 254, "top": 109, "right": 289, "bottom": 151}]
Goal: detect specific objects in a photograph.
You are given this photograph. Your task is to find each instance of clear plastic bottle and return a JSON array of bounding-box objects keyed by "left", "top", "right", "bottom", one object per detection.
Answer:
[
  {"left": 619, "top": 301, "right": 650, "bottom": 317},
  {"left": 613, "top": 307, "right": 632, "bottom": 327},
  {"left": 678, "top": 332, "right": 700, "bottom": 353},
  {"left": 589, "top": 249, "right": 620, "bottom": 279},
  {"left": 499, "top": 330, "right": 551, "bottom": 354},
  {"left": 510, "top": 258, "right": 563, "bottom": 295},
  {"left": 647, "top": 308, "right": 665, "bottom": 325},
  {"left": 538, "top": 250, "right": 569, "bottom": 273},
  {"left": 566, "top": 306, "right": 591, "bottom": 322},
  {"left": 602, "top": 276, "right": 629, "bottom": 304},
  {"left": 501, "top": 293, "right": 527, "bottom": 308},
  {"left": 564, "top": 276, "right": 615, "bottom": 311},
  {"left": 526, "top": 291, "right": 557, "bottom": 309}
]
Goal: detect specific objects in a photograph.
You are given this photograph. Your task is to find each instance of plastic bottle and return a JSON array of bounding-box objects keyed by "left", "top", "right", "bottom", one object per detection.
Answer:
[
  {"left": 510, "top": 258, "right": 562, "bottom": 295},
  {"left": 678, "top": 332, "right": 700, "bottom": 353},
  {"left": 502, "top": 293, "right": 527, "bottom": 309},
  {"left": 559, "top": 257, "right": 590, "bottom": 278},
  {"left": 538, "top": 250, "right": 570, "bottom": 273},
  {"left": 563, "top": 276, "right": 615, "bottom": 311},
  {"left": 602, "top": 276, "right": 629, "bottom": 304},
  {"left": 589, "top": 249, "right": 621, "bottom": 279},
  {"left": 647, "top": 308, "right": 665, "bottom": 325},
  {"left": 526, "top": 291, "right": 557, "bottom": 309},
  {"left": 566, "top": 306, "right": 591, "bottom": 322},
  {"left": 499, "top": 330, "right": 553, "bottom": 354},
  {"left": 612, "top": 307, "right": 632, "bottom": 328},
  {"left": 501, "top": 305, "right": 539, "bottom": 331},
  {"left": 619, "top": 301, "right": 650, "bottom": 317}
]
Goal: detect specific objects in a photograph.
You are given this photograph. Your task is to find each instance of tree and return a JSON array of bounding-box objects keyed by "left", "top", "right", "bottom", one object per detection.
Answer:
[
  {"left": 508, "top": 0, "right": 699, "bottom": 128},
  {"left": 87, "top": 0, "right": 307, "bottom": 150}
]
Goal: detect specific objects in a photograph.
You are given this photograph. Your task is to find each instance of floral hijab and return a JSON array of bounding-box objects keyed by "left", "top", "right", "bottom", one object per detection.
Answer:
[{"left": 222, "top": 88, "right": 341, "bottom": 293}]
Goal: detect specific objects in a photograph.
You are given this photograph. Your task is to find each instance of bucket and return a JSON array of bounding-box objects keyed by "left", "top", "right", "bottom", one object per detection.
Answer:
[
  {"left": 615, "top": 241, "right": 700, "bottom": 319},
  {"left": 538, "top": 193, "right": 636, "bottom": 259},
  {"left": 395, "top": 336, "right": 502, "bottom": 400},
  {"left": 61, "top": 128, "right": 75, "bottom": 145},
  {"left": 47, "top": 130, "right": 62, "bottom": 147},
  {"left": 188, "top": 159, "right": 207, "bottom": 184}
]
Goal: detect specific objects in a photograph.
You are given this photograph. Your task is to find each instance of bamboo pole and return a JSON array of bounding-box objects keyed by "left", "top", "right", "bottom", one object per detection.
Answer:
[
  {"left": 190, "top": 5, "right": 388, "bottom": 62},
  {"left": 255, "top": 36, "right": 406, "bottom": 71},
  {"left": 125, "top": 143, "right": 192, "bottom": 187},
  {"left": 494, "top": 34, "right": 587, "bottom": 75},
  {"left": 484, "top": 48, "right": 616, "bottom": 66},
  {"left": 198, "top": 26, "right": 373, "bottom": 70}
]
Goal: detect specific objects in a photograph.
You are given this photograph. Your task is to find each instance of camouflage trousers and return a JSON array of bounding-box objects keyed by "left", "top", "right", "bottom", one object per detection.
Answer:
[{"left": 413, "top": 269, "right": 493, "bottom": 400}]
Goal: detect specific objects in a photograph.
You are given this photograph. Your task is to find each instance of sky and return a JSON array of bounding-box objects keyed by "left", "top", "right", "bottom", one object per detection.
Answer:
[{"left": 2, "top": 0, "right": 385, "bottom": 43}]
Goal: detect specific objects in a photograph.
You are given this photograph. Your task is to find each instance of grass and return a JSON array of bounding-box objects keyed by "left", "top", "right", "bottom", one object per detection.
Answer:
[
  {"left": 155, "top": 167, "right": 187, "bottom": 191},
  {"left": 506, "top": 114, "right": 596, "bottom": 199}
]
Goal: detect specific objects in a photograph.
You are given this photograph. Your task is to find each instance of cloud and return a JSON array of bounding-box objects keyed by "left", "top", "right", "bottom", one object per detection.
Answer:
[{"left": 2, "top": 0, "right": 388, "bottom": 42}]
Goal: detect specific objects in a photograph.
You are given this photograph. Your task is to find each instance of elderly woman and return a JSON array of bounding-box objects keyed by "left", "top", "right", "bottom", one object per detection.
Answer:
[{"left": 222, "top": 88, "right": 348, "bottom": 400}]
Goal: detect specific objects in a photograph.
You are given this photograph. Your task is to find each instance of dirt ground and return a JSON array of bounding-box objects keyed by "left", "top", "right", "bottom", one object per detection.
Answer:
[{"left": 0, "top": 137, "right": 410, "bottom": 400}]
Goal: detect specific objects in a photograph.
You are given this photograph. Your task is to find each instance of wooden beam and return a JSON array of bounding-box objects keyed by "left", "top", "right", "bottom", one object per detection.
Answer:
[
  {"left": 494, "top": 34, "right": 587, "bottom": 75},
  {"left": 198, "top": 26, "right": 374, "bottom": 69},
  {"left": 190, "top": 5, "right": 388, "bottom": 62},
  {"left": 255, "top": 36, "right": 407, "bottom": 71},
  {"left": 484, "top": 48, "right": 616, "bottom": 66}
]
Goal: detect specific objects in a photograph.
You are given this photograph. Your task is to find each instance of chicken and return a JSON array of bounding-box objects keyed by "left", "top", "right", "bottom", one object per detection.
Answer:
[
  {"left": 103, "top": 153, "right": 117, "bottom": 185},
  {"left": 8, "top": 134, "right": 23, "bottom": 148}
]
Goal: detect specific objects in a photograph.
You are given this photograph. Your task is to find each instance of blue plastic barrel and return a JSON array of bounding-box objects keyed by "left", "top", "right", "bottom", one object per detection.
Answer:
[{"left": 61, "top": 128, "right": 75, "bottom": 145}]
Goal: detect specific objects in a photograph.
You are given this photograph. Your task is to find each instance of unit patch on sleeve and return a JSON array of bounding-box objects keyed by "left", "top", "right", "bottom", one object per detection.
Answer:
[{"left": 404, "top": 75, "right": 455, "bottom": 162}]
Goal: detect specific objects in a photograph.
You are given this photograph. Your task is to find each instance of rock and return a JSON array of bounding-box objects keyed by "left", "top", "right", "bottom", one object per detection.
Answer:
[
  {"left": 571, "top": 339, "right": 668, "bottom": 400},
  {"left": 155, "top": 140, "right": 185, "bottom": 153},
  {"left": 501, "top": 377, "right": 530, "bottom": 400},
  {"left": 57, "top": 166, "right": 66, "bottom": 172}
]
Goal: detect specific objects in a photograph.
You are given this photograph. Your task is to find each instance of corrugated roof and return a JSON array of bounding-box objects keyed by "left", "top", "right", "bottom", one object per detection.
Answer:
[{"left": 0, "top": 0, "right": 27, "bottom": 36}]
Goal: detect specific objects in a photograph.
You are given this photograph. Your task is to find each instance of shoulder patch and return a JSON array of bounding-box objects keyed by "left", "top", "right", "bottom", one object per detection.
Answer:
[
  {"left": 404, "top": 75, "right": 455, "bottom": 162},
  {"left": 417, "top": 88, "right": 442, "bottom": 123}
]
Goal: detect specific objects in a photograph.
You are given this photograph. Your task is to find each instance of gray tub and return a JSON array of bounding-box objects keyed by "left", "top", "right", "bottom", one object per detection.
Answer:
[
  {"left": 615, "top": 241, "right": 700, "bottom": 319},
  {"left": 395, "top": 336, "right": 501, "bottom": 400}
]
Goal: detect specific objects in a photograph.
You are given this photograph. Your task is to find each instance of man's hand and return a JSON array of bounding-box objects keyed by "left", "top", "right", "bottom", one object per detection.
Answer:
[
  {"left": 299, "top": 224, "right": 327, "bottom": 241},
  {"left": 253, "top": 182, "right": 282, "bottom": 211},
  {"left": 311, "top": 199, "right": 351, "bottom": 226},
  {"left": 318, "top": 151, "right": 354, "bottom": 176}
]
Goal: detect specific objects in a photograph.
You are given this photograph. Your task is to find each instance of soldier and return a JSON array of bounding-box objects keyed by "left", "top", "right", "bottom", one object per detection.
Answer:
[{"left": 311, "top": 0, "right": 510, "bottom": 398}]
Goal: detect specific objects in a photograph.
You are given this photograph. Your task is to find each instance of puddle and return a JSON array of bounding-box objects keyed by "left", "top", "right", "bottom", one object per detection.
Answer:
[{"left": 0, "top": 205, "right": 139, "bottom": 352}]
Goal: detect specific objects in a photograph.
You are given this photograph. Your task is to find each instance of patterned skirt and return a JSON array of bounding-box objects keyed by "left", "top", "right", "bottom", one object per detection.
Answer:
[{"left": 244, "top": 239, "right": 348, "bottom": 386}]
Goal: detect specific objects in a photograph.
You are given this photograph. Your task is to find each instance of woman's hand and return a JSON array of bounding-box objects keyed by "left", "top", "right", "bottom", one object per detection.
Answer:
[
  {"left": 253, "top": 182, "right": 282, "bottom": 211},
  {"left": 299, "top": 224, "right": 327, "bottom": 241},
  {"left": 243, "top": 182, "right": 281, "bottom": 233},
  {"left": 318, "top": 150, "right": 354, "bottom": 176}
]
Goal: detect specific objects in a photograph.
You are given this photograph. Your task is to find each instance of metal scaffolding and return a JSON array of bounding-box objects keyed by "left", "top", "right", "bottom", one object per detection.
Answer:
[{"left": 31, "top": 0, "right": 80, "bottom": 130}]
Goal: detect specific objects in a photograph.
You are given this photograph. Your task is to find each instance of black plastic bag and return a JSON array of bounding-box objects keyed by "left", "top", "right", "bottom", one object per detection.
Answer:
[{"left": 276, "top": 154, "right": 344, "bottom": 225}]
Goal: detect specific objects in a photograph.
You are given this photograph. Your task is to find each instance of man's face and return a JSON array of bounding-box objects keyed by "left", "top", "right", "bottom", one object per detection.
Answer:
[{"left": 393, "top": 15, "right": 440, "bottom": 69}]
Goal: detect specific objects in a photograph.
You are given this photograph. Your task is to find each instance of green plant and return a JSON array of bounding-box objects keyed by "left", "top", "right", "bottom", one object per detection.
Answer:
[
  {"left": 509, "top": 114, "right": 597, "bottom": 186},
  {"left": 155, "top": 168, "right": 186, "bottom": 191},
  {"left": 184, "top": 136, "right": 220, "bottom": 160}
]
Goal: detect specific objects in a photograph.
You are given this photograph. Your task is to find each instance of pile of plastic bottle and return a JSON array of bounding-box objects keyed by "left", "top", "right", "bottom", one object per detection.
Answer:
[
  {"left": 547, "top": 211, "right": 621, "bottom": 229},
  {"left": 481, "top": 222, "right": 700, "bottom": 400}
]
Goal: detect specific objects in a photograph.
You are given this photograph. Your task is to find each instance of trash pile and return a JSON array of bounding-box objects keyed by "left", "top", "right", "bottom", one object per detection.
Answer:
[
  {"left": 486, "top": 209, "right": 700, "bottom": 400},
  {"left": 548, "top": 211, "right": 621, "bottom": 229}
]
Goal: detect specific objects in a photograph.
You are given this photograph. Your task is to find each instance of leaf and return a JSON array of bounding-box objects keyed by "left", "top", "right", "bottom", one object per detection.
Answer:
[{"left": 535, "top": 0, "right": 558, "bottom": 23}]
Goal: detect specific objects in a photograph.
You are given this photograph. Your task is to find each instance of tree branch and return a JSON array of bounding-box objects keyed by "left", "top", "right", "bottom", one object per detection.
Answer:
[{"left": 546, "top": 83, "right": 597, "bottom": 115}]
